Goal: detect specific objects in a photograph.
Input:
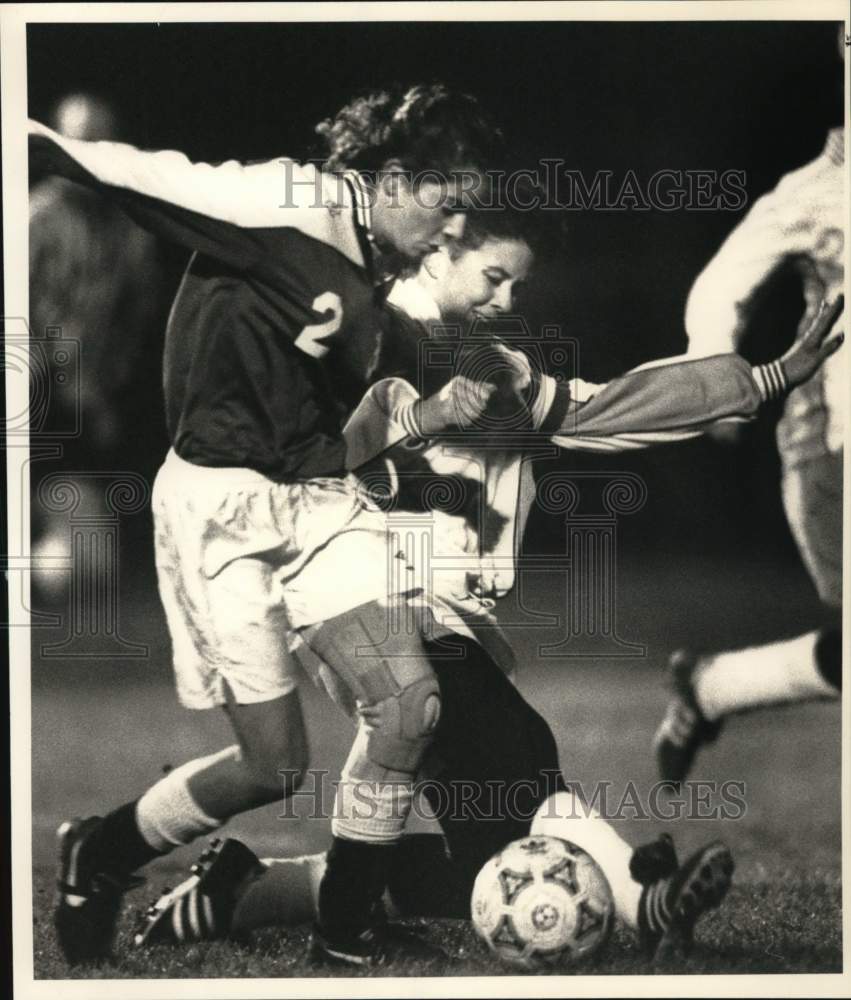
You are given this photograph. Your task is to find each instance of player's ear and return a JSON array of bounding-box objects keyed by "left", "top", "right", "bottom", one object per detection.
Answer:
[{"left": 421, "top": 246, "right": 450, "bottom": 282}]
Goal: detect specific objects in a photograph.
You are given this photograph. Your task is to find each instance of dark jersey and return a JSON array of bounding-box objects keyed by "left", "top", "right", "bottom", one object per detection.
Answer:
[{"left": 29, "top": 121, "right": 385, "bottom": 480}]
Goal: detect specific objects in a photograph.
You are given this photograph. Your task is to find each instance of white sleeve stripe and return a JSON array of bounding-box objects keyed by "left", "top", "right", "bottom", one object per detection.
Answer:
[
  {"left": 395, "top": 401, "right": 421, "bottom": 439},
  {"left": 343, "top": 170, "right": 374, "bottom": 237},
  {"left": 752, "top": 365, "right": 769, "bottom": 403},
  {"left": 531, "top": 374, "right": 556, "bottom": 429},
  {"left": 752, "top": 360, "right": 788, "bottom": 402}
]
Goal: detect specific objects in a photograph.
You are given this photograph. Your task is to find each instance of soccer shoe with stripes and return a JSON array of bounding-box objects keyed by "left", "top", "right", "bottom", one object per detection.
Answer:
[
  {"left": 308, "top": 919, "right": 447, "bottom": 968},
  {"left": 653, "top": 649, "right": 722, "bottom": 786},
  {"left": 134, "top": 837, "right": 265, "bottom": 947},
  {"left": 54, "top": 816, "right": 145, "bottom": 966},
  {"left": 639, "top": 840, "right": 734, "bottom": 960}
]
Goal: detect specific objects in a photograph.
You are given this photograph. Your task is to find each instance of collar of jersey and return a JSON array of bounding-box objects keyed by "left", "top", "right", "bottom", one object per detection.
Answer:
[{"left": 342, "top": 169, "right": 375, "bottom": 242}]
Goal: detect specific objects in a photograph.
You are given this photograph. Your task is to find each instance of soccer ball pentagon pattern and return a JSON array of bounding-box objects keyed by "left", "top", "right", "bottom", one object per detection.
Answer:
[{"left": 471, "top": 835, "right": 614, "bottom": 969}]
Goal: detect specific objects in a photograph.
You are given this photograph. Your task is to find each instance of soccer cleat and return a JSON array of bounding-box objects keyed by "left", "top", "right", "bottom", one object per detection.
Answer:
[
  {"left": 54, "top": 816, "right": 145, "bottom": 966},
  {"left": 133, "top": 837, "right": 265, "bottom": 947},
  {"left": 653, "top": 650, "right": 722, "bottom": 786},
  {"left": 307, "top": 919, "right": 447, "bottom": 968},
  {"left": 639, "top": 840, "right": 734, "bottom": 960}
]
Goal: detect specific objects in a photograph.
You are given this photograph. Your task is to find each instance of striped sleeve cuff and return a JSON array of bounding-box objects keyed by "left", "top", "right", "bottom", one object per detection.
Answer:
[
  {"left": 751, "top": 360, "right": 788, "bottom": 403},
  {"left": 539, "top": 379, "right": 574, "bottom": 435},
  {"left": 393, "top": 400, "right": 423, "bottom": 439}
]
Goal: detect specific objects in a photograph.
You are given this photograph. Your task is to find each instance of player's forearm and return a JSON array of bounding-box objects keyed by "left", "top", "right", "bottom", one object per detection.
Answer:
[
  {"left": 544, "top": 353, "right": 784, "bottom": 448},
  {"left": 343, "top": 378, "right": 420, "bottom": 471}
]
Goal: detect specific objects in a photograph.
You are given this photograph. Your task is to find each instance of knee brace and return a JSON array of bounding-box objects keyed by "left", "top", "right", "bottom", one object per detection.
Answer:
[{"left": 302, "top": 600, "right": 441, "bottom": 774}]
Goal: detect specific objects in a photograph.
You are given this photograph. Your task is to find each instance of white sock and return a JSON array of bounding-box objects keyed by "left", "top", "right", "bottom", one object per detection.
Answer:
[
  {"left": 694, "top": 630, "right": 838, "bottom": 721},
  {"left": 231, "top": 854, "right": 325, "bottom": 932},
  {"left": 135, "top": 748, "right": 233, "bottom": 851},
  {"left": 531, "top": 791, "right": 642, "bottom": 929},
  {"left": 331, "top": 723, "right": 415, "bottom": 843}
]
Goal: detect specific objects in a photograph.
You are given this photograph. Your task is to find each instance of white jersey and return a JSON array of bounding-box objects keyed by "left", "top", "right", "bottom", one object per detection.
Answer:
[{"left": 684, "top": 128, "right": 846, "bottom": 468}]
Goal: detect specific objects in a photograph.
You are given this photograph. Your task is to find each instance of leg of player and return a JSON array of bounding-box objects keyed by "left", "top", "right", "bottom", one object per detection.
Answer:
[
  {"left": 133, "top": 639, "right": 719, "bottom": 954},
  {"left": 134, "top": 638, "right": 564, "bottom": 944},
  {"left": 417, "top": 638, "right": 565, "bottom": 886},
  {"left": 531, "top": 790, "right": 734, "bottom": 959},
  {"left": 655, "top": 445, "right": 842, "bottom": 786},
  {"left": 299, "top": 599, "right": 445, "bottom": 966},
  {"left": 54, "top": 685, "right": 308, "bottom": 966},
  {"left": 133, "top": 831, "right": 467, "bottom": 946},
  {"left": 654, "top": 626, "right": 841, "bottom": 786}
]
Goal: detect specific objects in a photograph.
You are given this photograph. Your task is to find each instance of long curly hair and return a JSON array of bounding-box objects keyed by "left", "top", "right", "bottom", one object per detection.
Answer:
[{"left": 315, "top": 83, "right": 505, "bottom": 177}]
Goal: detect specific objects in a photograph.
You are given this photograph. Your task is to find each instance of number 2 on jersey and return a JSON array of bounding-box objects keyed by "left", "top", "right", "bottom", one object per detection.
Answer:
[{"left": 295, "top": 292, "right": 344, "bottom": 359}]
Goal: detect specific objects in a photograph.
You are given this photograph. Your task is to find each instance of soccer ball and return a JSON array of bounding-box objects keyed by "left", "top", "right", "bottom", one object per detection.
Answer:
[{"left": 471, "top": 835, "right": 614, "bottom": 969}]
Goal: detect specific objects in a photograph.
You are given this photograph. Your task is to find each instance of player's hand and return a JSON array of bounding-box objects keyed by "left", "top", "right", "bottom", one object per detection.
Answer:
[
  {"left": 414, "top": 375, "right": 497, "bottom": 436},
  {"left": 780, "top": 294, "right": 844, "bottom": 388},
  {"left": 491, "top": 343, "right": 532, "bottom": 395},
  {"left": 469, "top": 558, "right": 503, "bottom": 600}
]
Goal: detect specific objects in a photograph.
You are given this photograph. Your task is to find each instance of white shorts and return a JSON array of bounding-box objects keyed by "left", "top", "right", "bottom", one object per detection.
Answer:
[
  {"left": 152, "top": 449, "right": 371, "bottom": 709},
  {"left": 284, "top": 508, "right": 518, "bottom": 680}
]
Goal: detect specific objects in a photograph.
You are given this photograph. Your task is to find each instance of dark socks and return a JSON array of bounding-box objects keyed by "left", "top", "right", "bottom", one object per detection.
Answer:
[
  {"left": 815, "top": 626, "right": 841, "bottom": 691},
  {"left": 388, "top": 833, "right": 469, "bottom": 919},
  {"left": 317, "top": 836, "right": 394, "bottom": 940},
  {"left": 98, "top": 800, "right": 164, "bottom": 874}
]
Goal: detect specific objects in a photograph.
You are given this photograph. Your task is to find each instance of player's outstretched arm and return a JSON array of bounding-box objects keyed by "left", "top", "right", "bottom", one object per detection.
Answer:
[
  {"left": 542, "top": 295, "right": 843, "bottom": 452},
  {"left": 28, "top": 119, "right": 322, "bottom": 227},
  {"left": 28, "top": 120, "right": 368, "bottom": 273}
]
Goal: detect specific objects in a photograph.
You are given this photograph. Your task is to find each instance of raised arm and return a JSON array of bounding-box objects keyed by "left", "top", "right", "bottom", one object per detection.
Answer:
[
  {"left": 29, "top": 119, "right": 323, "bottom": 225},
  {"left": 28, "top": 120, "right": 364, "bottom": 268}
]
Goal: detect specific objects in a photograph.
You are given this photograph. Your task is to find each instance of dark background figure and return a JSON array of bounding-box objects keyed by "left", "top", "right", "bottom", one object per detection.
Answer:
[{"left": 28, "top": 92, "right": 166, "bottom": 598}]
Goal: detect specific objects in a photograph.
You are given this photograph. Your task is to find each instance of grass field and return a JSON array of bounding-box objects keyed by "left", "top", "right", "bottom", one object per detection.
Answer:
[{"left": 27, "top": 553, "right": 843, "bottom": 981}]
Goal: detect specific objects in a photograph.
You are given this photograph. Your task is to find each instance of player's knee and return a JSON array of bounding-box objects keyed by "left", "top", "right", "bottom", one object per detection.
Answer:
[
  {"left": 365, "top": 672, "right": 442, "bottom": 773},
  {"left": 303, "top": 599, "right": 441, "bottom": 773}
]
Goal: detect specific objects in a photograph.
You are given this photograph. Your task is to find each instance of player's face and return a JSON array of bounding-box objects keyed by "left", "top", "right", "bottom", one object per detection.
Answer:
[
  {"left": 374, "top": 171, "right": 473, "bottom": 262},
  {"left": 428, "top": 237, "right": 534, "bottom": 322}
]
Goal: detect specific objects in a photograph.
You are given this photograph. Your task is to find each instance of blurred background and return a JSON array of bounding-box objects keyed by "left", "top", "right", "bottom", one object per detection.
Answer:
[{"left": 25, "top": 21, "right": 843, "bottom": 963}]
